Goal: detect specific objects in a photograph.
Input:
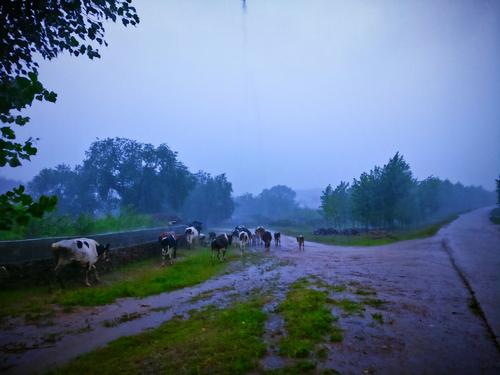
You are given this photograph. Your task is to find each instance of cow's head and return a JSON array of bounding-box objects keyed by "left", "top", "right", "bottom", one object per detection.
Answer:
[
  {"left": 227, "top": 233, "right": 233, "bottom": 245},
  {"left": 97, "top": 243, "right": 111, "bottom": 263},
  {"left": 185, "top": 228, "right": 193, "bottom": 235}
]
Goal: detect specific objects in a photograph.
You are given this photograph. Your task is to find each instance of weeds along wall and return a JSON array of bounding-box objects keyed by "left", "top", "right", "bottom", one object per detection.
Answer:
[{"left": 0, "top": 225, "right": 189, "bottom": 285}]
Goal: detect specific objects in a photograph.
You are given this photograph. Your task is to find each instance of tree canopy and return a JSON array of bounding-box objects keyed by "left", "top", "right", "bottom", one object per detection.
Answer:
[{"left": 0, "top": 0, "right": 139, "bottom": 230}]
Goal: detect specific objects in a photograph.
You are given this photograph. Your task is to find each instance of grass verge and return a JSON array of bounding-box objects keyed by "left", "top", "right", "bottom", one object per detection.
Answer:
[
  {"left": 275, "top": 215, "right": 458, "bottom": 247},
  {"left": 277, "top": 278, "right": 338, "bottom": 358},
  {"left": 0, "top": 249, "right": 235, "bottom": 321},
  {"left": 49, "top": 299, "right": 267, "bottom": 375}
]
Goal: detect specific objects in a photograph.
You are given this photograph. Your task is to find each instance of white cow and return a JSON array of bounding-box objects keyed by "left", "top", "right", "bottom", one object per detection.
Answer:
[
  {"left": 184, "top": 226, "right": 199, "bottom": 249},
  {"left": 51, "top": 238, "right": 110, "bottom": 287}
]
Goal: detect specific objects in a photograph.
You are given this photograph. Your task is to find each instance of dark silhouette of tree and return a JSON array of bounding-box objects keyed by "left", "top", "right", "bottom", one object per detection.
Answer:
[
  {"left": 0, "top": 1, "right": 139, "bottom": 229},
  {"left": 182, "top": 172, "right": 234, "bottom": 226}
]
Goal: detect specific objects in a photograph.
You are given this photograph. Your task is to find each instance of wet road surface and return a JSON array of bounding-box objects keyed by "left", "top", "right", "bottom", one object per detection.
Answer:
[{"left": 1, "top": 208, "right": 499, "bottom": 374}]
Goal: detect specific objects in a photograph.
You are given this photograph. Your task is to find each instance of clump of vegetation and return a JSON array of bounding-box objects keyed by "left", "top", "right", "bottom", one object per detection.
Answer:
[
  {"left": 372, "top": 313, "right": 384, "bottom": 324},
  {"left": 330, "top": 326, "right": 344, "bottom": 343},
  {"left": 330, "top": 299, "right": 365, "bottom": 316},
  {"left": 52, "top": 300, "right": 267, "bottom": 374},
  {"left": 278, "top": 278, "right": 335, "bottom": 358},
  {"left": 266, "top": 360, "right": 318, "bottom": 374},
  {"left": 363, "top": 298, "right": 387, "bottom": 309}
]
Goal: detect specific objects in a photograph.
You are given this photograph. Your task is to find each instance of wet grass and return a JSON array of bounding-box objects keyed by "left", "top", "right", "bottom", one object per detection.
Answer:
[
  {"left": 330, "top": 298, "right": 365, "bottom": 316},
  {"left": 372, "top": 313, "right": 384, "bottom": 324},
  {"left": 276, "top": 215, "right": 458, "bottom": 247},
  {"left": 277, "top": 278, "right": 337, "bottom": 358},
  {"left": 50, "top": 299, "right": 267, "bottom": 375},
  {"left": 0, "top": 249, "right": 236, "bottom": 321}
]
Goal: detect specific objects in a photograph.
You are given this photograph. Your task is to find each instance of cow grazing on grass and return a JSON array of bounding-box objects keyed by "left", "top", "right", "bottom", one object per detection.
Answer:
[
  {"left": 274, "top": 232, "right": 281, "bottom": 247},
  {"left": 159, "top": 233, "right": 177, "bottom": 266},
  {"left": 51, "top": 238, "right": 110, "bottom": 287},
  {"left": 262, "top": 231, "right": 272, "bottom": 251},
  {"left": 296, "top": 235, "right": 305, "bottom": 251},
  {"left": 185, "top": 226, "right": 199, "bottom": 249},
  {"left": 211, "top": 234, "right": 232, "bottom": 261},
  {"left": 238, "top": 231, "right": 250, "bottom": 256}
]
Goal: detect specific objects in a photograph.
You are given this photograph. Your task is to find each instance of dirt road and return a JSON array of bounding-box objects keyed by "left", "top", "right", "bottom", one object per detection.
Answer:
[{"left": 1, "top": 208, "right": 499, "bottom": 374}]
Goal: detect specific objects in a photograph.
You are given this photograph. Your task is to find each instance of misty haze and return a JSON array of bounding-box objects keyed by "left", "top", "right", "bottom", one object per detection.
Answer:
[{"left": 0, "top": 1, "right": 499, "bottom": 374}]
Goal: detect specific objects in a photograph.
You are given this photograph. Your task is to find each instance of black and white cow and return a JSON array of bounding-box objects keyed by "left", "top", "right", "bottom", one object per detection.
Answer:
[
  {"left": 208, "top": 232, "right": 217, "bottom": 242},
  {"left": 185, "top": 226, "right": 199, "bottom": 249},
  {"left": 51, "top": 238, "right": 110, "bottom": 287},
  {"left": 262, "top": 230, "right": 273, "bottom": 251},
  {"left": 274, "top": 232, "right": 281, "bottom": 247},
  {"left": 296, "top": 235, "right": 305, "bottom": 251},
  {"left": 159, "top": 232, "right": 177, "bottom": 266},
  {"left": 238, "top": 231, "right": 250, "bottom": 256},
  {"left": 211, "top": 234, "right": 233, "bottom": 261}
]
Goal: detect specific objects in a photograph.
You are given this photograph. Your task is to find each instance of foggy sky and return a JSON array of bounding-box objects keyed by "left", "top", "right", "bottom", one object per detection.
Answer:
[{"left": 2, "top": 0, "right": 500, "bottom": 195}]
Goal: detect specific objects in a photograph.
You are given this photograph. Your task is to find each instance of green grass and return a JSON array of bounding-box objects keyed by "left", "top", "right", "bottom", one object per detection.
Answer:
[
  {"left": 0, "top": 211, "right": 156, "bottom": 240},
  {"left": 372, "top": 313, "right": 384, "bottom": 324},
  {"left": 50, "top": 299, "right": 268, "bottom": 375},
  {"left": 490, "top": 207, "right": 500, "bottom": 225},
  {"left": 330, "top": 298, "right": 365, "bottom": 316},
  {"left": 278, "top": 278, "right": 336, "bottom": 358},
  {"left": 275, "top": 215, "right": 458, "bottom": 247},
  {"left": 0, "top": 249, "right": 235, "bottom": 320}
]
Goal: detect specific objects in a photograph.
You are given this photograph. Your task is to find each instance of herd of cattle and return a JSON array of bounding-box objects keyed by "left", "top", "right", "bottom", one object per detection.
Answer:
[{"left": 49, "top": 225, "right": 306, "bottom": 287}]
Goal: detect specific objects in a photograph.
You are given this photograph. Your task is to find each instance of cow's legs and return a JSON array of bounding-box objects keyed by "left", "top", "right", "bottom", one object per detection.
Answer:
[
  {"left": 85, "top": 265, "right": 92, "bottom": 287},
  {"left": 167, "top": 246, "right": 174, "bottom": 265},
  {"left": 54, "top": 263, "right": 65, "bottom": 289},
  {"left": 161, "top": 248, "right": 166, "bottom": 266},
  {"left": 93, "top": 264, "right": 100, "bottom": 282}
]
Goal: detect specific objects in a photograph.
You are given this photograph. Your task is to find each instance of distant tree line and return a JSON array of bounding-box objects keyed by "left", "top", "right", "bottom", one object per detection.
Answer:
[
  {"left": 233, "top": 185, "right": 322, "bottom": 226},
  {"left": 27, "top": 138, "right": 235, "bottom": 226},
  {"left": 320, "top": 153, "right": 495, "bottom": 229}
]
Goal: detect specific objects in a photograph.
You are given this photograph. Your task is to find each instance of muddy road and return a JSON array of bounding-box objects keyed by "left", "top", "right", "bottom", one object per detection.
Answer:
[{"left": 1, "top": 208, "right": 499, "bottom": 374}]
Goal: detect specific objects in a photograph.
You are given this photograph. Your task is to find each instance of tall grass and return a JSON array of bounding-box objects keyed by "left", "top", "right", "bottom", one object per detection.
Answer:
[{"left": 0, "top": 211, "right": 156, "bottom": 240}]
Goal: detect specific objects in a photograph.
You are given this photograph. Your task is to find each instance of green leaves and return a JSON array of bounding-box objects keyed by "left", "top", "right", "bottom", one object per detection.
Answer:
[
  {"left": 0, "top": 1, "right": 140, "bottom": 77},
  {"left": 0, "top": 185, "right": 57, "bottom": 230}
]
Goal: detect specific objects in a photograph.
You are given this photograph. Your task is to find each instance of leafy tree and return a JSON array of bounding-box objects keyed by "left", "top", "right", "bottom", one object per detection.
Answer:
[
  {"left": 258, "top": 185, "right": 297, "bottom": 219},
  {"left": 28, "top": 164, "right": 99, "bottom": 216},
  {"left": 320, "top": 184, "right": 334, "bottom": 224},
  {"left": 320, "top": 181, "right": 350, "bottom": 228},
  {"left": 81, "top": 138, "right": 194, "bottom": 213},
  {"left": 379, "top": 152, "right": 415, "bottom": 226},
  {"left": 182, "top": 172, "right": 235, "bottom": 225},
  {"left": 0, "top": 1, "right": 139, "bottom": 229}
]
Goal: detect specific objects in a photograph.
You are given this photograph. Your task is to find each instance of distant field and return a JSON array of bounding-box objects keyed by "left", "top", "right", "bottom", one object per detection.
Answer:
[
  {"left": 0, "top": 248, "right": 237, "bottom": 322},
  {"left": 490, "top": 207, "right": 500, "bottom": 225},
  {"left": 275, "top": 216, "right": 458, "bottom": 246}
]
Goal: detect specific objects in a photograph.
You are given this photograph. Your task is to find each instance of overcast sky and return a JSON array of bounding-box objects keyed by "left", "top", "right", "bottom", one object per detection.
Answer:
[{"left": 2, "top": 0, "right": 499, "bottom": 195}]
